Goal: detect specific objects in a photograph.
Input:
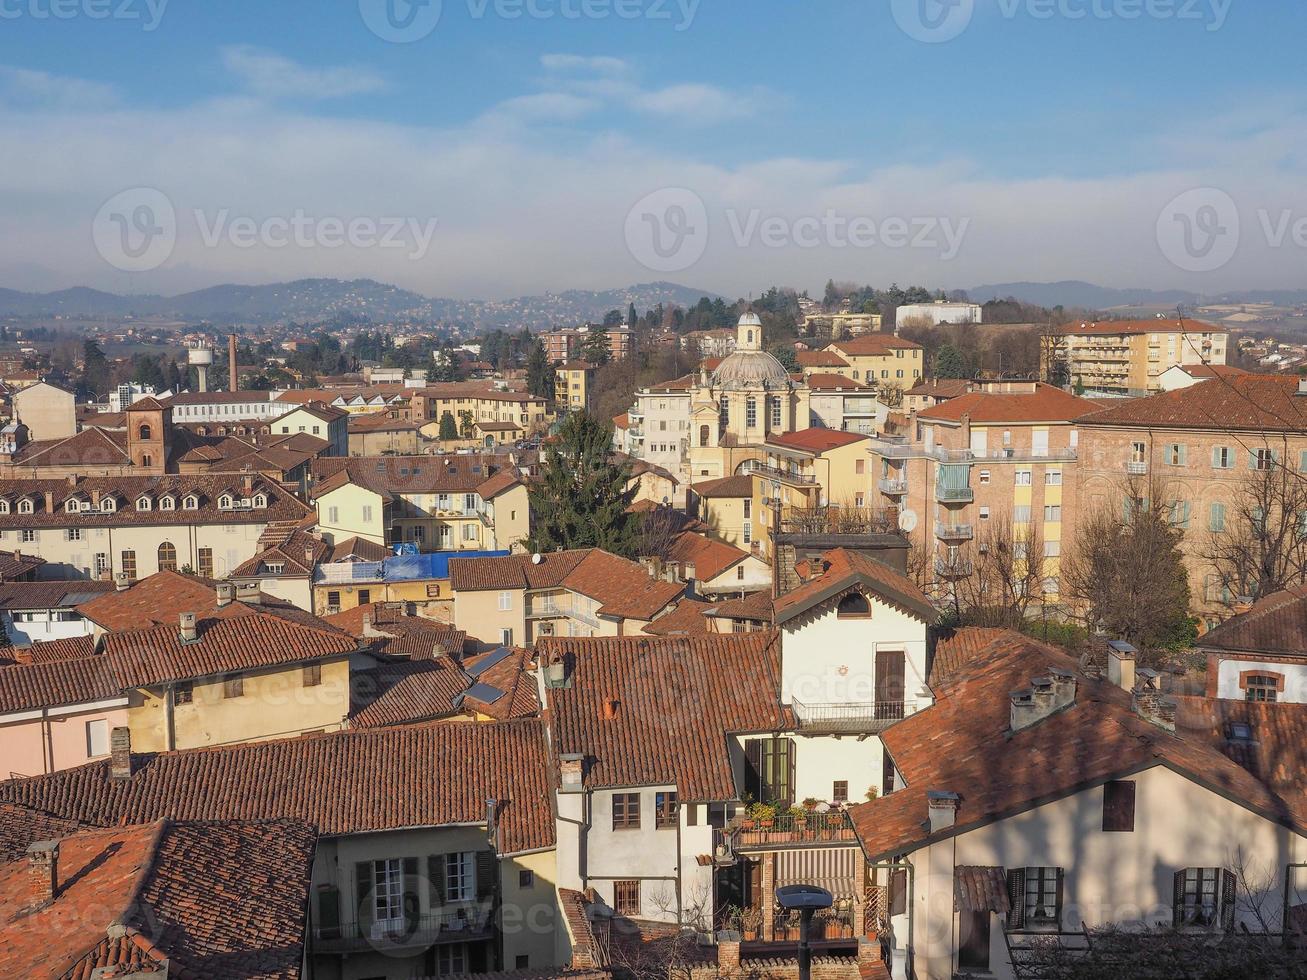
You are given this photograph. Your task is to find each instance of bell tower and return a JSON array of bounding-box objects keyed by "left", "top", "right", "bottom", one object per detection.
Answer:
[
  {"left": 125, "top": 396, "right": 172, "bottom": 474},
  {"left": 736, "top": 311, "right": 763, "bottom": 352}
]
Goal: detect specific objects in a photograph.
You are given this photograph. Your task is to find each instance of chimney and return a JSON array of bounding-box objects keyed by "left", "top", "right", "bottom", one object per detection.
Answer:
[
  {"left": 1134, "top": 689, "right": 1177, "bottom": 733},
  {"left": 228, "top": 333, "right": 239, "bottom": 392},
  {"left": 110, "top": 726, "right": 133, "bottom": 780},
  {"left": 304, "top": 545, "right": 315, "bottom": 565},
  {"left": 43, "top": 490, "right": 54, "bottom": 513},
  {"left": 1010, "top": 668, "right": 1077, "bottom": 732},
  {"left": 26, "top": 840, "right": 59, "bottom": 901},
  {"left": 544, "top": 654, "right": 571, "bottom": 689},
  {"left": 682, "top": 561, "right": 696, "bottom": 586},
  {"left": 114, "top": 572, "right": 132, "bottom": 592},
  {"left": 179, "top": 612, "right": 198, "bottom": 643},
  {"left": 215, "top": 582, "right": 235, "bottom": 607},
  {"left": 235, "top": 581, "right": 262, "bottom": 605},
  {"left": 602, "top": 698, "right": 621, "bottom": 720},
  {"left": 559, "top": 752, "right": 585, "bottom": 793},
  {"left": 242, "top": 473, "right": 254, "bottom": 495},
  {"left": 1106, "top": 640, "right": 1137, "bottom": 692},
  {"left": 927, "top": 790, "right": 961, "bottom": 833}
]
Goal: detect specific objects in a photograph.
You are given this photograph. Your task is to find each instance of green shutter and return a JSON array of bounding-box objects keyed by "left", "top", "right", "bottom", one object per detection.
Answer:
[{"left": 476, "top": 850, "right": 496, "bottom": 901}]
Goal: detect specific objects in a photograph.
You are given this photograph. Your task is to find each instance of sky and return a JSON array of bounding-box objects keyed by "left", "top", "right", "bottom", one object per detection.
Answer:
[{"left": 1, "top": 0, "right": 1304, "bottom": 300}]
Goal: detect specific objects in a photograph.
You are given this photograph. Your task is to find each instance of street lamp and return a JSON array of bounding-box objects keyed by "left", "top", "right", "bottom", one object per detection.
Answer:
[{"left": 775, "top": 884, "right": 833, "bottom": 980}]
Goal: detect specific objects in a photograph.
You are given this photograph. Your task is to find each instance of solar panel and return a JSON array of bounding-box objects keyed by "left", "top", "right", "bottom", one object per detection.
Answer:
[
  {"left": 467, "top": 646, "right": 512, "bottom": 677},
  {"left": 464, "top": 682, "right": 507, "bottom": 704}
]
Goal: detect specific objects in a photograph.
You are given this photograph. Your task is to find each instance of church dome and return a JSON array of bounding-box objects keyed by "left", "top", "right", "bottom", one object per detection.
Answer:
[{"left": 712, "top": 348, "right": 791, "bottom": 390}]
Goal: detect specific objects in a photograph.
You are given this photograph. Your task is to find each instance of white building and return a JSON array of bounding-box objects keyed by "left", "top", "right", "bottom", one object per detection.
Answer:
[
  {"left": 1196, "top": 587, "right": 1307, "bottom": 703},
  {"left": 896, "top": 301, "right": 983, "bottom": 327}
]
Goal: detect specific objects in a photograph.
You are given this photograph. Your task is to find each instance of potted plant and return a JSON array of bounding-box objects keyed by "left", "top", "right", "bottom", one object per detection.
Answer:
[
  {"left": 802, "top": 796, "right": 820, "bottom": 811},
  {"left": 749, "top": 801, "right": 777, "bottom": 829},
  {"left": 788, "top": 804, "right": 808, "bottom": 829},
  {"left": 740, "top": 906, "right": 762, "bottom": 942},
  {"left": 865, "top": 785, "right": 879, "bottom": 802}
]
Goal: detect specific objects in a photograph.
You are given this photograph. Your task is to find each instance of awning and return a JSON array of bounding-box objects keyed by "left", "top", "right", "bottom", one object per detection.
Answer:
[
  {"left": 775, "top": 847, "right": 863, "bottom": 901},
  {"left": 954, "top": 866, "right": 1011, "bottom": 914}
]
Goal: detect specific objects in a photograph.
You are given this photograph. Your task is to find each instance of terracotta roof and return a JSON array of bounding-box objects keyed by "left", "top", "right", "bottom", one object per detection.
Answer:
[
  {"left": 325, "top": 536, "right": 391, "bottom": 563},
  {"left": 9, "top": 427, "right": 130, "bottom": 468},
  {"left": 1172, "top": 697, "right": 1307, "bottom": 800},
  {"left": 349, "top": 411, "right": 423, "bottom": 433},
  {"left": 703, "top": 590, "right": 774, "bottom": 623},
  {"left": 774, "top": 549, "right": 935, "bottom": 626},
  {"left": 1172, "top": 363, "right": 1250, "bottom": 380},
  {"left": 1078, "top": 375, "right": 1307, "bottom": 433},
  {"left": 277, "top": 400, "right": 347, "bottom": 422},
  {"left": 796, "top": 351, "right": 850, "bottom": 369},
  {"left": 78, "top": 571, "right": 229, "bottom": 631},
  {"left": 0, "top": 549, "right": 45, "bottom": 581},
  {"left": 906, "top": 378, "right": 972, "bottom": 399},
  {"left": 20, "top": 635, "right": 98, "bottom": 664},
  {"left": 232, "top": 528, "right": 330, "bottom": 578},
  {"left": 664, "top": 531, "right": 749, "bottom": 583},
  {"left": 312, "top": 455, "right": 520, "bottom": 499},
  {"left": 829, "top": 336, "right": 922, "bottom": 355},
  {"left": 326, "top": 603, "right": 467, "bottom": 659},
  {"left": 0, "top": 580, "right": 113, "bottom": 610},
  {"left": 766, "top": 428, "right": 868, "bottom": 454},
  {"left": 1054, "top": 317, "right": 1222, "bottom": 337},
  {"left": 450, "top": 549, "right": 590, "bottom": 592},
  {"left": 0, "top": 656, "right": 122, "bottom": 714},
  {"left": 0, "top": 818, "right": 316, "bottom": 980},
  {"left": 849, "top": 631, "right": 1307, "bottom": 862},
  {"left": 540, "top": 633, "right": 786, "bottom": 800},
  {"left": 351, "top": 658, "right": 472, "bottom": 727},
  {"left": 688, "top": 475, "right": 754, "bottom": 499},
  {"left": 101, "top": 604, "right": 359, "bottom": 688},
  {"left": 643, "top": 598, "right": 714, "bottom": 636},
  {"left": 0, "top": 803, "right": 84, "bottom": 862},
  {"left": 918, "top": 383, "right": 1098, "bottom": 424},
  {"left": 0, "top": 719, "right": 556, "bottom": 853},
  {"left": 612, "top": 413, "right": 630, "bottom": 430},
  {"left": 1197, "top": 585, "right": 1307, "bottom": 656},
  {"left": 804, "top": 373, "right": 874, "bottom": 391},
  {"left": 928, "top": 626, "right": 1012, "bottom": 689},
  {"left": 955, "top": 866, "right": 1011, "bottom": 914},
  {"left": 461, "top": 647, "right": 540, "bottom": 721}
]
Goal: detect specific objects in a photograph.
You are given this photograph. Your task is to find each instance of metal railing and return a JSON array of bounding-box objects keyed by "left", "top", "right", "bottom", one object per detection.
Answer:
[
  {"left": 745, "top": 460, "right": 818, "bottom": 485},
  {"left": 728, "top": 810, "right": 858, "bottom": 851},
  {"left": 878, "top": 479, "right": 908, "bottom": 496},
  {"left": 770, "top": 907, "right": 858, "bottom": 942},
  {"left": 791, "top": 698, "right": 919, "bottom": 734},
  {"left": 312, "top": 902, "right": 493, "bottom": 951},
  {"left": 866, "top": 438, "right": 912, "bottom": 459},
  {"left": 934, "top": 522, "right": 974, "bottom": 541},
  {"left": 936, "top": 487, "right": 974, "bottom": 504},
  {"left": 935, "top": 557, "right": 975, "bottom": 578}
]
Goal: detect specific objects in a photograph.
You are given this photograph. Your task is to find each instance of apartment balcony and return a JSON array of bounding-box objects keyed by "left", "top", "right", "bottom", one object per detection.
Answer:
[
  {"left": 526, "top": 596, "right": 571, "bottom": 619},
  {"left": 935, "top": 557, "right": 975, "bottom": 579},
  {"left": 791, "top": 698, "right": 920, "bottom": 734},
  {"left": 878, "top": 478, "right": 908, "bottom": 497},
  {"left": 867, "top": 437, "right": 913, "bottom": 459},
  {"left": 312, "top": 902, "right": 493, "bottom": 955},
  {"left": 1126, "top": 461, "right": 1149, "bottom": 475},
  {"left": 970, "top": 448, "right": 1079, "bottom": 463},
  {"left": 714, "top": 811, "right": 857, "bottom": 859},
  {"left": 936, "top": 486, "right": 974, "bottom": 504},
  {"left": 935, "top": 522, "right": 974, "bottom": 542},
  {"left": 745, "top": 460, "right": 818, "bottom": 486}
]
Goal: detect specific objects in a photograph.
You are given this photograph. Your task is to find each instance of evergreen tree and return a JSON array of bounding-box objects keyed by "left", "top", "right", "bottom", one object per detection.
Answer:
[
  {"left": 80, "top": 340, "right": 110, "bottom": 399},
  {"left": 438, "top": 411, "right": 458, "bottom": 441},
  {"left": 580, "top": 325, "right": 612, "bottom": 366},
  {"left": 934, "top": 344, "right": 969, "bottom": 379},
  {"left": 525, "top": 340, "right": 554, "bottom": 400},
  {"left": 626, "top": 303, "right": 638, "bottom": 327},
  {"left": 527, "top": 411, "right": 638, "bottom": 557}
]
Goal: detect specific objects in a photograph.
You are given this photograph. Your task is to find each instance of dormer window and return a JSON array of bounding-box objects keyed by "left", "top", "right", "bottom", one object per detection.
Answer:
[
  {"left": 0, "top": 499, "right": 9, "bottom": 515},
  {"left": 836, "top": 592, "right": 872, "bottom": 619},
  {"left": 183, "top": 495, "right": 199, "bottom": 510},
  {"left": 159, "top": 495, "right": 176, "bottom": 511},
  {"left": 100, "top": 497, "right": 117, "bottom": 513},
  {"left": 252, "top": 493, "right": 268, "bottom": 509},
  {"left": 18, "top": 498, "right": 34, "bottom": 515},
  {"left": 218, "top": 494, "right": 234, "bottom": 510},
  {"left": 136, "top": 496, "right": 152, "bottom": 511},
  {"left": 64, "top": 498, "right": 80, "bottom": 514}
]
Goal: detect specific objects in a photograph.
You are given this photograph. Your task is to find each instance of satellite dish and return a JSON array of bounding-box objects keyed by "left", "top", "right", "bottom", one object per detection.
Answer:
[
  {"left": 532, "top": 553, "right": 544, "bottom": 565},
  {"left": 898, "top": 509, "right": 918, "bottom": 533}
]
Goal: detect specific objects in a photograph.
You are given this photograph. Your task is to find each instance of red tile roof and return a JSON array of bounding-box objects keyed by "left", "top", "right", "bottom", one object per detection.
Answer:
[
  {"left": 773, "top": 549, "right": 935, "bottom": 626},
  {"left": 540, "top": 633, "right": 786, "bottom": 800},
  {"left": 804, "top": 373, "right": 874, "bottom": 391},
  {"left": 766, "top": 429, "right": 868, "bottom": 454},
  {"left": 796, "top": 351, "right": 850, "bottom": 369},
  {"left": 1196, "top": 585, "right": 1307, "bottom": 656},
  {"left": 829, "top": 336, "right": 922, "bottom": 355},
  {"left": 0, "top": 802, "right": 84, "bottom": 861},
  {"left": 0, "top": 549, "right": 45, "bottom": 582},
  {"left": 644, "top": 598, "right": 714, "bottom": 636},
  {"left": 0, "top": 656, "right": 122, "bottom": 714},
  {"left": 688, "top": 475, "right": 754, "bottom": 499},
  {"left": 312, "top": 455, "right": 520, "bottom": 499},
  {"left": 1054, "top": 318, "right": 1222, "bottom": 337},
  {"left": 0, "top": 720, "right": 556, "bottom": 853},
  {"left": 325, "top": 603, "right": 467, "bottom": 659},
  {"left": 232, "top": 527, "right": 330, "bottom": 578},
  {"left": 0, "top": 818, "right": 316, "bottom": 980},
  {"left": 703, "top": 590, "right": 774, "bottom": 624},
  {"left": 849, "top": 631, "right": 1307, "bottom": 862},
  {"left": 1172, "top": 697, "right": 1307, "bottom": 799},
  {"left": 0, "top": 580, "right": 114, "bottom": 610},
  {"left": 351, "top": 659, "right": 473, "bottom": 728},
  {"left": 78, "top": 571, "right": 249, "bottom": 631},
  {"left": 664, "top": 531, "right": 749, "bottom": 583},
  {"left": 918, "top": 383, "right": 1098, "bottom": 424},
  {"left": 1079, "top": 375, "right": 1307, "bottom": 432},
  {"left": 928, "top": 627, "right": 1012, "bottom": 689}
]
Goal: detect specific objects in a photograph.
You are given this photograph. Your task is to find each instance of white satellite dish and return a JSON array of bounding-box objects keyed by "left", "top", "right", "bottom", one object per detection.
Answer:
[{"left": 898, "top": 509, "right": 918, "bottom": 533}]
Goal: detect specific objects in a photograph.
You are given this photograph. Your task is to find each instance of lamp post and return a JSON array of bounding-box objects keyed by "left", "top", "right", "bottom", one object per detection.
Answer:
[{"left": 775, "top": 884, "right": 833, "bottom": 980}]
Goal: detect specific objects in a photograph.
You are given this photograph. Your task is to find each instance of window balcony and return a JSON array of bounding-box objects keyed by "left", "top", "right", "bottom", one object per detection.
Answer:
[
  {"left": 867, "top": 437, "right": 913, "bottom": 459},
  {"left": 312, "top": 901, "right": 494, "bottom": 955},
  {"left": 878, "top": 479, "right": 908, "bottom": 496},
  {"left": 744, "top": 460, "right": 818, "bottom": 486},
  {"left": 935, "top": 522, "right": 974, "bottom": 542},
  {"left": 935, "top": 556, "right": 975, "bottom": 578},
  {"left": 1126, "top": 461, "right": 1149, "bottom": 475},
  {"left": 791, "top": 698, "right": 921, "bottom": 734},
  {"left": 936, "top": 487, "right": 974, "bottom": 504},
  {"left": 715, "top": 810, "right": 857, "bottom": 858}
]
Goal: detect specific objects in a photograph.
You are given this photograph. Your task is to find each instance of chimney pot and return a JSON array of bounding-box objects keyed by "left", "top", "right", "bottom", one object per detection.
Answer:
[
  {"left": 559, "top": 752, "right": 585, "bottom": 792},
  {"left": 1106, "top": 640, "right": 1137, "bottom": 692},
  {"left": 1010, "top": 668, "right": 1077, "bottom": 732},
  {"left": 215, "top": 582, "right": 235, "bottom": 607},
  {"left": 179, "top": 612, "right": 198, "bottom": 643},
  {"left": 602, "top": 698, "right": 620, "bottom": 720},
  {"left": 110, "top": 726, "right": 133, "bottom": 780},
  {"left": 114, "top": 572, "right": 132, "bottom": 592},
  {"left": 26, "top": 840, "right": 59, "bottom": 901},
  {"left": 926, "top": 790, "right": 961, "bottom": 833}
]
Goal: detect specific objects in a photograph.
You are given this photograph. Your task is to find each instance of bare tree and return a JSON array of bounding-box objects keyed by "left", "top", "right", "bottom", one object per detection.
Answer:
[
  {"left": 637, "top": 504, "right": 688, "bottom": 561},
  {"left": 1199, "top": 458, "right": 1307, "bottom": 609},
  {"left": 953, "top": 518, "right": 1046, "bottom": 629}
]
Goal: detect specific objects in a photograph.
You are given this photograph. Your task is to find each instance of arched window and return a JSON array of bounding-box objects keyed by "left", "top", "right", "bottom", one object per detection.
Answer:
[
  {"left": 157, "top": 541, "right": 178, "bottom": 573},
  {"left": 0, "top": 499, "right": 9, "bottom": 515},
  {"left": 17, "top": 499, "right": 33, "bottom": 515},
  {"left": 100, "top": 497, "right": 116, "bottom": 513},
  {"left": 836, "top": 592, "right": 871, "bottom": 619},
  {"left": 747, "top": 330, "right": 754, "bottom": 345},
  {"left": 138, "top": 424, "right": 152, "bottom": 441},
  {"left": 140, "top": 454, "right": 153, "bottom": 468},
  {"left": 183, "top": 495, "right": 199, "bottom": 510},
  {"left": 136, "top": 496, "right": 152, "bottom": 511},
  {"left": 159, "top": 495, "right": 176, "bottom": 511},
  {"left": 699, "top": 424, "right": 710, "bottom": 447},
  {"left": 252, "top": 493, "right": 268, "bottom": 509},
  {"left": 218, "top": 494, "right": 234, "bottom": 510},
  {"left": 64, "top": 498, "right": 80, "bottom": 514}
]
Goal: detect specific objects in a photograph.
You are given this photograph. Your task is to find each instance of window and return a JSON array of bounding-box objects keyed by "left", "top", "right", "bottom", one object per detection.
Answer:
[
  {"left": 1209, "top": 502, "right": 1226, "bottom": 532},
  {"left": 744, "top": 737, "right": 794, "bottom": 806},
  {"left": 1008, "top": 867, "right": 1063, "bottom": 930},
  {"left": 498, "top": 591, "right": 513, "bottom": 611},
  {"left": 1174, "top": 868, "right": 1234, "bottom": 929},
  {"left": 94, "top": 554, "right": 109, "bottom": 577},
  {"left": 1015, "top": 470, "right": 1032, "bottom": 486},
  {"left": 519, "top": 869, "right": 534, "bottom": 888},
  {"left": 832, "top": 780, "right": 849, "bottom": 804},
  {"left": 85, "top": 719, "right": 110, "bottom": 758},
  {"left": 742, "top": 522, "right": 752, "bottom": 545},
  {"left": 614, "top": 880, "right": 640, "bottom": 916},
  {"left": 136, "top": 496, "right": 152, "bottom": 511},
  {"left": 183, "top": 495, "right": 199, "bottom": 510},
  {"left": 361, "top": 505, "right": 373, "bottom": 523},
  {"left": 174, "top": 682, "right": 193, "bottom": 705},
  {"left": 745, "top": 397, "right": 757, "bottom": 429},
  {"left": 1046, "top": 470, "right": 1063, "bottom": 486},
  {"left": 771, "top": 397, "right": 782, "bottom": 428},
  {"left": 1166, "top": 444, "right": 1187, "bottom": 466},
  {"left": 303, "top": 664, "right": 322, "bottom": 687},
  {"left": 516, "top": 956, "right": 530, "bottom": 970},
  {"left": 327, "top": 591, "right": 341, "bottom": 611},
  {"left": 159, "top": 495, "right": 175, "bottom": 511},
  {"left": 445, "top": 851, "right": 475, "bottom": 902},
  {"left": 371, "top": 858, "right": 405, "bottom": 932},
  {"left": 655, "top": 792, "right": 679, "bottom": 828},
  {"left": 1244, "top": 674, "right": 1281, "bottom": 703},
  {"left": 157, "top": 542, "right": 178, "bottom": 573},
  {"left": 613, "top": 793, "right": 641, "bottom": 830},
  {"left": 836, "top": 592, "right": 871, "bottom": 619},
  {"left": 17, "top": 498, "right": 33, "bottom": 515},
  {"left": 1169, "top": 500, "right": 1191, "bottom": 528},
  {"left": 356, "top": 589, "right": 371, "bottom": 606},
  {"left": 223, "top": 676, "right": 244, "bottom": 699},
  {"left": 1013, "top": 504, "right": 1032, "bottom": 524},
  {"left": 501, "top": 628, "right": 513, "bottom": 646},
  {"left": 121, "top": 551, "right": 137, "bottom": 580},
  {"left": 978, "top": 470, "right": 991, "bottom": 485},
  {"left": 979, "top": 506, "right": 990, "bottom": 520},
  {"left": 1252, "top": 448, "right": 1276, "bottom": 471},
  {"left": 1103, "top": 780, "right": 1136, "bottom": 832},
  {"left": 327, "top": 506, "right": 339, "bottom": 524},
  {"left": 20, "top": 529, "right": 36, "bottom": 544},
  {"left": 1043, "top": 505, "right": 1062, "bottom": 522},
  {"left": 138, "top": 424, "right": 152, "bottom": 440},
  {"left": 736, "top": 565, "right": 746, "bottom": 581}
]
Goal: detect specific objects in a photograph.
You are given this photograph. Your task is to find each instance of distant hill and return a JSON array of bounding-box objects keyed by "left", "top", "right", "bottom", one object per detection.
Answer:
[
  {"left": 0, "top": 278, "right": 723, "bottom": 328},
  {"left": 965, "top": 281, "right": 1199, "bottom": 310}
]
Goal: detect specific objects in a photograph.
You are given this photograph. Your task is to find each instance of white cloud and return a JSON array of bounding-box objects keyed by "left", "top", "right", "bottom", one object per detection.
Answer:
[
  {"left": 220, "top": 46, "right": 386, "bottom": 100},
  {"left": 480, "top": 92, "right": 601, "bottom": 125},
  {"left": 631, "top": 83, "right": 767, "bottom": 125},
  {"left": 540, "top": 54, "right": 631, "bottom": 75},
  {"left": 0, "top": 67, "right": 118, "bottom": 110}
]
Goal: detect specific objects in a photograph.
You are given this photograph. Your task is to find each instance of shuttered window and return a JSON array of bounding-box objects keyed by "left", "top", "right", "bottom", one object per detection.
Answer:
[
  {"left": 1173, "top": 867, "right": 1235, "bottom": 930},
  {"left": 655, "top": 792, "right": 679, "bottom": 829},
  {"left": 744, "top": 737, "right": 795, "bottom": 807},
  {"left": 1007, "top": 867, "right": 1063, "bottom": 931},
  {"left": 613, "top": 793, "right": 641, "bottom": 830},
  {"left": 1102, "top": 780, "right": 1136, "bottom": 832}
]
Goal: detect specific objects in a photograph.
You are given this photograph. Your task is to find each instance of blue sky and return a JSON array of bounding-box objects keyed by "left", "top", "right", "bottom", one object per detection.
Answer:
[{"left": 1, "top": 0, "right": 1303, "bottom": 298}]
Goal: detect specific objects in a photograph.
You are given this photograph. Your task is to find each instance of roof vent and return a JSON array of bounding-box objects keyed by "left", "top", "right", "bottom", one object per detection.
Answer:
[
  {"left": 927, "top": 790, "right": 961, "bottom": 833},
  {"left": 179, "top": 612, "right": 198, "bottom": 643},
  {"left": 602, "top": 698, "right": 621, "bottom": 720}
]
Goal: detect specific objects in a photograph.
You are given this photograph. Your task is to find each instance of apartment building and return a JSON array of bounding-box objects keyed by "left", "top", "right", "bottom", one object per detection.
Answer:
[
  {"left": 686, "top": 475, "right": 755, "bottom": 550},
  {"left": 826, "top": 335, "right": 925, "bottom": 389},
  {"left": 555, "top": 360, "right": 596, "bottom": 412},
  {"left": 313, "top": 548, "right": 507, "bottom": 618},
  {"left": 0, "top": 474, "right": 310, "bottom": 582},
  {"left": 802, "top": 311, "right": 885, "bottom": 336},
  {"left": 1076, "top": 374, "right": 1307, "bottom": 622},
  {"left": 894, "top": 300, "right": 982, "bottom": 327},
  {"left": 268, "top": 401, "right": 349, "bottom": 456},
  {"left": 1045, "top": 318, "right": 1229, "bottom": 395},
  {"left": 0, "top": 720, "right": 563, "bottom": 979},
  {"left": 868, "top": 383, "right": 1097, "bottom": 603},
  {"left": 850, "top": 631, "right": 1307, "bottom": 980},
  {"left": 312, "top": 455, "right": 529, "bottom": 553},
  {"left": 627, "top": 374, "right": 694, "bottom": 492},
  {"left": 806, "top": 374, "right": 885, "bottom": 434},
  {"left": 408, "top": 383, "right": 552, "bottom": 436},
  {"left": 167, "top": 389, "right": 290, "bottom": 423}
]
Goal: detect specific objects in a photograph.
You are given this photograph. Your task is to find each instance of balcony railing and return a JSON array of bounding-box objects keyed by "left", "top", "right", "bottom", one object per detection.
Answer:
[
  {"left": 867, "top": 437, "right": 912, "bottom": 459},
  {"left": 935, "top": 557, "right": 975, "bottom": 578},
  {"left": 312, "top": 902, "right": 493, "bottom": 954},
  {"left": 526, "top": 596, "right": 571, "bottom": 618},
  {"left": 935, "top": 522, "right": 974, "bottom": 542},
  {"left": 791, "top": 698, "right": 920, "bottom": 734},
  {"left": 936, "top": 487, "right": 974, "bottom": 504},
  {"left": 745, "top": 460, "right": 818, "bottom": 486},
  {"left": 1126, "top": 461, "right": 1148, "bottom": 475},
  {"left": 878, "top": 479, "right": 908, "bottom": 496}
]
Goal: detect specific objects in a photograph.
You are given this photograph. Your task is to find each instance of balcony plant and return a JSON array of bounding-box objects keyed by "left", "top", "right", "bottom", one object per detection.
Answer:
[
  {"left": 748, "top": 801, "right": 777, "bottom": 828},
  {"left": 802, "top": 796, "right": 820, "bottom": 811},
  {"left": 788, "top": 804, "right": 808, "bottom": 829},
  {"left": 740, "top": 905, "right": 762, "bottom": 942}
]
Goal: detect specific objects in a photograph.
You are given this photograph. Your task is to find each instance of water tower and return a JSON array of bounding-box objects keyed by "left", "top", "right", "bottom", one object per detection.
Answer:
[{"left": 188, "top": 340, "right": 215, "bottom": 392}]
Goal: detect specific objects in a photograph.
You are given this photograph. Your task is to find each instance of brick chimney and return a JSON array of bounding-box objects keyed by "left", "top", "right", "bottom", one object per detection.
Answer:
[
  {"left": 110, "top": 726, "right": 133, "bottom": 780},
  {"left": 1133, "top": 669, "right": 1176, "bottom": 732},
  {"left": 1010, "top": 668, "right": 1077, "bottom": 732},
  {"left": 1106, "top": 640, "right": 1137, "bottom": 692},
  {"left": 26, "top": 840, "right": 59, "bottom": 901},
  {"left": 559, "top": 753, "right": 585, "bottom": 793},
  {"left": 179, "top": 612, "right": 198, "bottom": 643},
  {"left": 927, "top": 790, "right": 961, "bottom": 833},
  {"left": 602, "top": 698, "right": 621, "bottom": 720}
]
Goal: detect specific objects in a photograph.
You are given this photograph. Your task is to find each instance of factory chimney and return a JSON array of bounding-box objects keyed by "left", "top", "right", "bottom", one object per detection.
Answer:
[{"left": 228, "top": 334, "right": 239, "bottom": 391}]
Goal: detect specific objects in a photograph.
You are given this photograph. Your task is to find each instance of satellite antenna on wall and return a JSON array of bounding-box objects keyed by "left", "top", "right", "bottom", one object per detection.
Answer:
[{"left": 898, "top": 509, "right": 918, "bottom": 534}]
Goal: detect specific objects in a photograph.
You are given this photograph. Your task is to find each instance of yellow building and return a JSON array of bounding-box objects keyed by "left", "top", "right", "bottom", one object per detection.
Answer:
[
  {"left": 1045, "top": 318, "right": 1229, "bottom": 395},
  {"left": 686, "top": 475, "right": 756, "bottom": 550},
  {"left": 826, "top": 334, "right": 925, "bottom": 391},
  {"left": 555, "top": 361, "right": 597, "bottom": 413},
  {"left": 409, "top": 383, "right": 553, "bottom": 436}
]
